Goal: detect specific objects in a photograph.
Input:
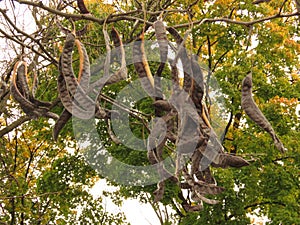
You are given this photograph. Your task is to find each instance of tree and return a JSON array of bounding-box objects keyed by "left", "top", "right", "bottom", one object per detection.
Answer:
[{"left": 0, "top": 0, "right": 299, "bottom": 224}]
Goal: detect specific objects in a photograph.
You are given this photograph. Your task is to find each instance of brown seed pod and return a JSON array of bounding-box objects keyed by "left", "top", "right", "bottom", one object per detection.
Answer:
[
  {"left": 90, "top": 28, "right": 127, "bottom": 90},
  {"left": 133, "top": 34, "right": 155, "bottom": 95},
  {"left": 54, "top": 42, "right": 91, "bottom": 140},
  {"left": 53, "top": 109, "right": 72, "bottom": 141},
  {"left": 11, "top": 62, "right": 58, "bottom": 119},
  {"left": 57, "top": 57, "right": 93, "bottom": 119},
  {"left": 182, "top": 167, "right": 220, "bottom": 205},
  {"left": 153, "top": 20, "right": 168, "bottom": 76},
  {"left": 167, "top": 27, "right": 193, "bottom": 93},
  {"left": 77, "top": 0, "right": 90, "bottom": 14},
  {"left": 241, "top": 72, "right": 286, "bottom": 153},
  {"left": 60, "top": 33, "right": 95, "bottom": 111}
]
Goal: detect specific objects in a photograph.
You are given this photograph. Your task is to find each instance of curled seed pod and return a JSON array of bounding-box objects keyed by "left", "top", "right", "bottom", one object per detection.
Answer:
[
  {"left": 54, "top": 46, "right": 90, "bottom": 141},
  {"left": 90, "top": 28, "right": 127, "bottom": 90},
  {"left": 14, "top": 61, "right": 30, "bottom": 100},
  {"left": 11, "top": 62, "right": 40, "bottom": 118},
  {"left": 153, "top": 20, "right": 168, "bottom": 63},
  {"left": 147, "top": 114, "right": 178, "bottom": 202},
  {"left": 111, "top": 27, "right": 127, "bottom": 80},
  {"left": 74, "top": 39, "right": 90, "bottom": 90},
  {"left": 241, "top": 72, "right": 286, "bottom": 153},
  {"left": 53, "top": 109, "right": 72, "bottom": 141},
  {"left": 57, "top": 58, "right": 93, "bottom": 119},
  {"left": 182, "top": 167, "right": 220, "bottom": 205},
  {"left": 167, "top": 27, "right": 193, "bottom": 93},
  {"left": 153, "top": 181, "right": 165, "bottom": 203},
  {"left": 77, "top": 0, "right": 90, "bottom": 14},
  {"left": 11, "top": 62, "right": 58, "bottom": 119},
  {"left": 133, "top": 35, "right": 155, "bottom": 95},
  {"left": 153, "top": 20, "right": 168, "bottom": 83},
  {"left": 60, "top": 33, "right": 95, "bottom": 111},
  {"left": 111, "top": 27, "right": 121, "bottom": 47}
]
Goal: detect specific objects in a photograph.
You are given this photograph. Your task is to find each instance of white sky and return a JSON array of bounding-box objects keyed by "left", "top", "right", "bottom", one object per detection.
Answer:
[{"left": 90, "top": 180, "right": 162, "bottom": 225}]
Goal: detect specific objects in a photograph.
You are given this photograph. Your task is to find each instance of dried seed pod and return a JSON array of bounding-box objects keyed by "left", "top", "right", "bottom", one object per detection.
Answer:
[
  {"left": 90, "top": 28, "right": 127, "bottom": 90},
  {"left": 57, "top": 58, "right": 92, "bottom": 119},
  {"left": 111, "top": 27, "right": 127, "bottom": 80},
  {"left": 211, "top": 154, "right": 250, "bottom": 168},
  {"left": 153, "top": 20, "right": 168, "bottom": 77},
  {"left": 153, "top": 181, "right": 165, "bottom": 203},
  {"left": 153, "top": 20, "right": 168, "bottom": 63},
  {"left": 147, "top": 114, "right": 178, "bottom": 202},
  {"left": 153, "top": 20, "right": 168, "bottom": 109},
  {"left": 167, "top": 27, "right": 193, "bottom": 93},
  {"left": 111, "top": 27, "right": 121, "bottom": 47},
  {"left": 77, "top": 0, "right": 90, "bottom": 14},
  {"left": 182, "top": 167, "right": 220, "bottom": 205},
  {"left": 14, "top": 61, "right": 30, "bottom": 100},
  {"left": 75, "top": 39, "right": 90, "bottom": 90},
  {"left": 11, "top": 62, "right": 58, "bottom": 120},
  {"left": 133, "top": 35, "right": 155, "bottom": 95},
  {"left": 53, "top": 109, "right": 72, "bottom": 141},
  {"left": 241, "top": 72, "right": 286, "bottom": 153},
  {"left": 54, "top": 43, "right": 90, "bottom": 141},
  {"left": 60, "top": 33, "right": 95, "bottom": 111}
]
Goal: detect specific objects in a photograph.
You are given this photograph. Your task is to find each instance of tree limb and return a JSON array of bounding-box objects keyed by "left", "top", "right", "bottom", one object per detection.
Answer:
[{"left": 0, "top": 116, "right": 30, "bottom": 137}]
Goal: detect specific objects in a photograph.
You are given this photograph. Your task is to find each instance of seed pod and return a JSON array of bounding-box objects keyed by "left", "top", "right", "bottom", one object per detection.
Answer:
[
  {"left": 54, "top": 46, "right": 90, "bottom": 141},
  {"left": 57, "top": 57, "right": 93, "bottom": 119},
  {"left": 241, "top": 72, "right": 286, "bottom": 153},
  {"left": 90, "top": 28, "right": 127, "bottom": 90},
  {"left": 153, "top": 20, "right": 168, "bottom": 107},
  {"left": 154, "top": 20, "right": 168, "bottom": 63},
  {"left": 11, "top": 62, "right": 40, "bottom": 118},
  {"left": 182, "top": 167, "right": 220, "bottom": 205},
  {"left": 153, "top": 181, "right": 165, "bottom": 203},
  {"left": 60, "top": 33, "right": 95, "bottom": 111},
  {"left": 77, "top": 0, "right": 90, "bottom": 14},
  {"left": 14, "top": 61, "right": 30, "bottom": 100},
  {"left": 153, "top": 20, "right": 168, "bottom": 78},
  {"left": 11, "top": 62, "right": 58, "bottom": 119},
  {"left": 53, "top": 109, "right": 72, "bottom": 141},
  {"left": 75, "top": 39, "right": 90, "bottom": 90},
  {"left": 167, "top": 27, "right": 193, "bottom": 93},
  {"left": 111, "top": 27, "right": 127, "bottom": 80},
  {"left": 133, "top": 35, "right": 155, "bottom": 95}
]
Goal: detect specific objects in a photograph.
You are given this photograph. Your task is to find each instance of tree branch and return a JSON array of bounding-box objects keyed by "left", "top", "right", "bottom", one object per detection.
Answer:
[
  {"left": 244, "top": 201, "right": 286, "bottom": 210},
  {"left": 0, "top": 116, "right": 30, "bottom": 137},
  {"left": 0, "top": 9, "right": 57, "bottom": 64},
  {"left": 16, "top": 0, "right": 300, "bottom": 30},
  {"left": 174, "top": 12, "right": 300, "bottom": 28}
]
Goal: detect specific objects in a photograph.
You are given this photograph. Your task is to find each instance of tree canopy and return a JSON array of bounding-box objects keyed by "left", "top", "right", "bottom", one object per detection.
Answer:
[{"left": 0, "top": 0, "right": 299, "bottom": 224}]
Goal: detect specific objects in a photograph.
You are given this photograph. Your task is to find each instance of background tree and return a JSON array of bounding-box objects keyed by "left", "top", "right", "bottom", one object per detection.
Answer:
[{"left": 0, "top": 0, "right": 299, "bottom": 224}]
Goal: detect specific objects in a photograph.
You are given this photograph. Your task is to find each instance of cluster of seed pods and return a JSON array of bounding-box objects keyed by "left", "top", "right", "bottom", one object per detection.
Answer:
[{"left": 10, "top": 0, "right": 286, "bottom": 212}]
